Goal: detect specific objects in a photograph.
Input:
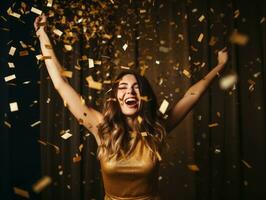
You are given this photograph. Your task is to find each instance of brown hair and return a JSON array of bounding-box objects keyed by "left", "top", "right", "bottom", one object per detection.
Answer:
[{"left": 97, "top": 70, "right": 166, "bottom": 161}]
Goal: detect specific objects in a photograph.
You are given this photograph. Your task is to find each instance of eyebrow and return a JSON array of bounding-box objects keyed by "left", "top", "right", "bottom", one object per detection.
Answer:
[{"left": 118, "top": 82, "right": 138, "bottom": 85}]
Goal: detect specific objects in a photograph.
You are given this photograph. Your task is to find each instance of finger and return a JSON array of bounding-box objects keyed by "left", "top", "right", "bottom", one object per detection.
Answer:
[{"left": 220, "top": 47, "right": 227, "bottom": 52}]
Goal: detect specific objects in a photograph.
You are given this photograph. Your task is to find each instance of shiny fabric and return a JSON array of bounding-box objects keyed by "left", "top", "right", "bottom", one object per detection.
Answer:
[{"left": 100, "top": 139, "right": 160, "bottom": 200}]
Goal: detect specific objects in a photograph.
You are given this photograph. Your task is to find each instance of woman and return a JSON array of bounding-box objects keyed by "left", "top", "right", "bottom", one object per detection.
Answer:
[{"left": 34, "top": 14, "right": 228, "bottom": 200}]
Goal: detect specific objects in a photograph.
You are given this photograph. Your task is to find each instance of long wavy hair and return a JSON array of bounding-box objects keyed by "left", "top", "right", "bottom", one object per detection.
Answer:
[{"left": 97, "top": 70, "right": 166, "bottom": 161}]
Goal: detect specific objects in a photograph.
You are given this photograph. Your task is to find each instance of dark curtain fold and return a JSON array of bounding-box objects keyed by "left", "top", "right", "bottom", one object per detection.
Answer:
[{"left": 39, "top": 0, "right": 266, "bottom": 200}]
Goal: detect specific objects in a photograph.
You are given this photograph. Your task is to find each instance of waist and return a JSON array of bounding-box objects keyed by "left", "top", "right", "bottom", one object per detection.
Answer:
[{"left": 104, "top": 193, "right": 160, "bottom": 200}]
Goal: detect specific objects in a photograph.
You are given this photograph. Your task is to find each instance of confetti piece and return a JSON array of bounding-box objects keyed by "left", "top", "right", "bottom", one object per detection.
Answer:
[
  {"left": 64, "top": 44, "right": 72, "bottom": 51},
  {"left": 198, "top": 15, "right": 205, "bottom": 22},
  {"left": 208, "top": 123, "right": 219, "bottom": 128},
  {"left": 197, "top": 33, "right": 204, "bottom": 42},
  {"left": 30, "top": 121, "right": 41, "bottom": 127},
  {"left": 242, "top": 160, "right": 252, "bottom": 168},
  {"left": 234, "top": 9, "right": 240, "bottom": 18},
  {"left": 159, "top": 46, "right": 170, "bottom": 53},
  {"left": 61, "top": 132, "right": 72, "bottom": 140},
  {"left": 141, "top": 132, "right": 148, "bottom": 137},
  {"left": 183, "top": 69, "right": 191, "bottom": 78},
  {"left": 31, "top": 7, "right": 42, "bottom": 15},
  {"left": 137, "top": 116, "right": 143, "bottom": 124},
  {"left": 229, "top": 30, "right": 249, "bottom": 45},
  {"left": 219, "top": 74, "right": 237, "bottom": 90},
  {"left": 260, "top": 17, "right": 265, "bottom": 24},
  {"left": 79, "top": 144, "right": 83, "bottom": 152},
  {"left": 73, "top": 155, "right": 82, "bottom": 163},
  {"left": 61, "top": 71, "right": 73, "bottom": 78},
  {"left": 156, "top": 151, "right": 162, "bottom": 161},
  {"left": 7, "top": 8, "right": 21, "bottom": 19},
  {"left": 20, "top": 41, "right": 27, "bottom": 48},
  {"left": 4, "top": 74, "right": 16, "bottom": 82},
  {"left": 8, "top": 62, "right": 15, "bottom": 68},
  {"left": 140, "top": 96, "right": 148, "bottom": 102},
  {"left": 253, "top": 72, "right": 261, "bottom": 78},
  {"left": 47, "top": 0, "right": 53, "bottom": 7},
  {"left": 13, "top": 187, "right": 30, "bottom": 198},
  {"left": 32, "top": 176, "right": 52, "bottom": 193},
  {"left": 86, "top": 76, "right": 102, "bottom": 90},
  {"left": 9, "top": 102, "right": 18, "bottom": 112},
  {"left": 53, "top": 28, "right": 63, "bottom": 36},
  {"left": 155, "top": 60, "right": 160, "bottom": 64},
  {"left": 38, "top": 140, "right": 60, "bottom": 154},
  {"left": 122, "top": 43, "right": 128, "bottom": 51},
  {"left": 88, "top": 58, "right": 94, "bottom": 68},
  {"left": 9, "top": 46, "right": 16, "bottom": 56},
  {"left": 4, "top": 121, "right": 12, "bottom": 128},
  {"left": 19, "top": 50, "right": 29, "bottom": 56},
  {"left": 159, "top": 99, "right": 169, "bottom": 114},
  {"left": 187, "top": 164, "right": 200, "bottom": 171}
]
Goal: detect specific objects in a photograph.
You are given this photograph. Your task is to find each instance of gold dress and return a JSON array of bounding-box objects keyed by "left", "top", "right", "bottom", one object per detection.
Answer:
[{"left": 100, "top": 139, "right": 160, "bottom": 200}]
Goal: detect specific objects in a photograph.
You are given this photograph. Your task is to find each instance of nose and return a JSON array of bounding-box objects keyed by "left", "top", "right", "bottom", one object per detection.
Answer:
[{"left": 126, "top": 87, "right": 136, "bottom": 94}]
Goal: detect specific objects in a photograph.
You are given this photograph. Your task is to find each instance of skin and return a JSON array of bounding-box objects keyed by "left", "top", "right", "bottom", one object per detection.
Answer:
[{"left": 34, "top": 14, "right": 228, "bottom": 146}]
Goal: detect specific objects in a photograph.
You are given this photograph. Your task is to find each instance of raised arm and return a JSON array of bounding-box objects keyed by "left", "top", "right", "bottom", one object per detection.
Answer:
[
  {"left": 34, "top": 15, "right": 103, "bottom": 145},
  {"left": 164, "top": 49, "right": 228, "bottom": 133}
]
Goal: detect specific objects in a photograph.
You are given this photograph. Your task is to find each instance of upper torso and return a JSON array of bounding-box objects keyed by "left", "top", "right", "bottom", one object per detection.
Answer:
[{"left": 100, "top": 139, "right": 160, "bottom": 200}]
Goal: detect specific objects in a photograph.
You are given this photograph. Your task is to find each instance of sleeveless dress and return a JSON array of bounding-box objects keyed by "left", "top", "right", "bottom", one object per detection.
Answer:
[{"left": 100, "top": 139, "right": 160, "bottom": 200}]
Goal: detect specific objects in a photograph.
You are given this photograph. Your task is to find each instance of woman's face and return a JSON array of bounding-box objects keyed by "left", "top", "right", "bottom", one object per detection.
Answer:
[{"left": 116, "top": 74, "right": 141, "bottom": 116}]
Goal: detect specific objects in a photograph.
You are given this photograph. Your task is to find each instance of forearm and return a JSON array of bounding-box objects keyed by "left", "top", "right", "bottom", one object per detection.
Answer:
[
  {"left": 37, "top": 27, "right": 66, "bottom": 89},
  {"left": 185, "top": 63, "right": 225, "bottom": 96}
]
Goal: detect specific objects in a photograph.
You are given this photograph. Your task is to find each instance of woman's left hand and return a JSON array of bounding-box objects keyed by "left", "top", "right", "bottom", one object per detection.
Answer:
[{"left": 217, "top": 47, "right": 228, "bottom": 65}]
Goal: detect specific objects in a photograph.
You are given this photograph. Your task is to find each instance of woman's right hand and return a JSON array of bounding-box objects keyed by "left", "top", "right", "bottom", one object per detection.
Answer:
[{"left": 34, "top": 14, "right": 47, "bottom": 32}]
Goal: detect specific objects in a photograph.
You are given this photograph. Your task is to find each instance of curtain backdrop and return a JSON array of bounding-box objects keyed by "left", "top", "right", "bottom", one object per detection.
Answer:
[{"left": 38, "top": 0, "right": 266, "bottom": 200}]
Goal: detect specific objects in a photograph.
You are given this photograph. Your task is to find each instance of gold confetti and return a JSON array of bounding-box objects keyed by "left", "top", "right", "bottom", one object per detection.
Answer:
[
  {"left": 4, "top": 121, "right": 12, "bottom": 128},
  {"left": 234, "top": 9, "right": 240, "bottom": 18},
  {"left": 183, "top": 69, "right": 191, "bottom": 78},
  {"left": 198, "top": 15, "right": 205, "bottom": 22},
  {"left": 73, "top": 155, "right": 82, "bottom": 163},
  {"left": 44, "top": 44, "right": 52, "bottom": 49},
  {"left": 8, "top": 62, "right": 15, "bottom": 68},
  {"left": 4, "top": 74, "right": 16, "bottom": 82},
  {"left": 88, "top": 58, "right": 94, "bottom": 68},
  {"left": 208, "top": 123, "right": 219, "bottom": 128},
  {"left": 30, "top": 121, "right": 41, "bottom": 127},
  {"left": 32, "top": 176, "right": 52, "bottom": 193},
  {"left": 242, "top": 160, "right": 252, "bottom": 168},
  {"left": 53, "top": 28, "right": 63, "bottom": 37},
  {"left": 9, "top": 102, "right": 18, "bottom": 112},
  {"left": 20, "top": 41, "right": 27, "bottom": 48},
  {"left": 61, "top": 131, "right": 72, "bottom": 140},
  {"left": 9, "top": 46, "right": 16, "bottom": 56},
  {"left": 229, "top": 30, "right": 249, "bottom": 45},
  {"left": 86, "top": 76, "right": 102, "bottom": 90},
  {"left": 141, "top": 132, "right": 148, "bottom": 137},
  {"left": 156, "top": 151, "right": 162, "bottom": 161},
  {"left": 61, "top": 70, "right": 73, "bottom": 78},
  {"left": 159, "top": 99, "right": 169, "bottom": 114},
  {"left": 47, "top": 0, "right": 53, "bottom": 7},
  {"left": 137, "top": 116, "right": 143, "bottom": 124},
  {"left": 13, "top": 187, "right": 30, "bottom": 198},
  {"left": 7, "top": 8, "right": 21, "bottom": 19},
  {"left": 79, "top": 144, "right": 84, "bottom": 152},
  {"left": 187, "top": 164, "right": 200, "bottom": 171},
  {"left": 219, "top": 73, "right": 237, "bottom": 90},
  {"left": 140, "top": 96, "right": 148, "bottom": 102},
  {"left": 122, "top": 43, "right": 128, "bottom": 51},
  {"left": 197, "top": 33, "right": 204, "bottom": 42},
  {"left": 260, "top": 17, "right": 265, "bottom": 24},
  {"left": 19, "top": 50, "right": 29, "bottom": 56},
  {"left": 31, "top": 7, "right": 42, "bottom": 15},
  {"left": 64, "top": 44, "right": 72, "bottom": 51}
]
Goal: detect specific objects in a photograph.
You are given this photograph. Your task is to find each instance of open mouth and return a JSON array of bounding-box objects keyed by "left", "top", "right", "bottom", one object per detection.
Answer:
[{"left": 124, "top": 97, "right": 138, "bottom": 108}]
